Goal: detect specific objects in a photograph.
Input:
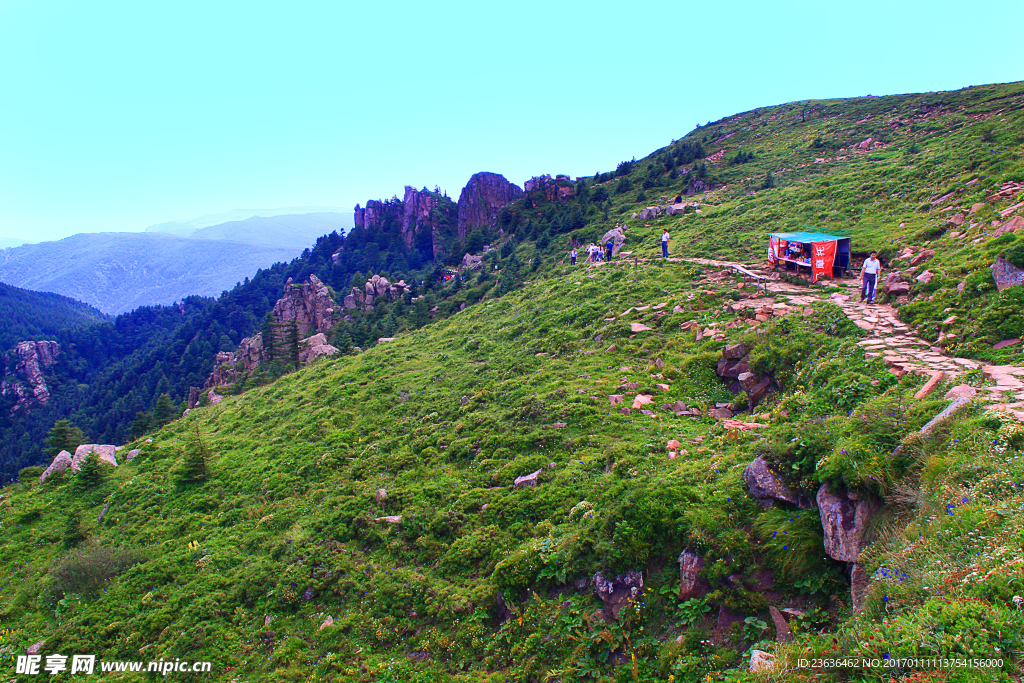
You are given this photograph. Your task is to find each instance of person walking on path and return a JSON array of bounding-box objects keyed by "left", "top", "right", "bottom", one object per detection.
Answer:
[
  {"left": 661, "top": 228, "right": 670, "bottom": 258},
  {"left": 861, "top": 250, "right": 882, "bottom": 304},
  {"left": 570, "top": 248, "right": 577, "bottom": 266},
  {"left": 605, "top": 239, "right": 614, "bottom": 261}
]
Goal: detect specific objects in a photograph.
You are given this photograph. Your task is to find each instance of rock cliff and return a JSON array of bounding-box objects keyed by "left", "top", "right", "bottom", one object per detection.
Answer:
[
  {"left": 203, "top": 275, "right": 341, "bottom": 388},
  {"left": 1, "top": 340, "right": 60, "bottom": 414},
  {"left": 456, "top": 172, "right": 524, "bottom": 241},
  {"left": 354, "top": 188, "right": 456, "bottom": 259}
]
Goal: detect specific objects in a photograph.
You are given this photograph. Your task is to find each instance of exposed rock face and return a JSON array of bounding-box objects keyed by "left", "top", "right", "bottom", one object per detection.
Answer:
[
  {"left": 992, "top": 255, "right": 1024, "bottom": 291},
  {"left": 273, "top": 275, "right": 337, "bottom": 339},
  {"left": 401, "top": 186, "right": 439, "bottom": 249},
  {"left": 593, "top": 569, "right": 643, "bottom": 621},
  {"left": 816, "top": 484, "right": 878, "bottom": 563},
  {"left": 354, "top": 188, "right": 457, "bottom": 260},
  {"left": 523, "top": 174, "right": 574, "bottom": 203},
  {"left": 742, "top": 455, "right": 810, "bottom": 508},
  {"left": 1, "top": 340, "right": 60, "bottom": 414},
  {"left": 457, "top": 172, "right": 523, "bottom": 241},
  {"left": 72, "top": 444, "right": 118, "bottom": 470},
  {"left": 39, "top": 450, "right": 73, "bottom": 483},
  {"left": 677, "top": 550, "right": 709, "bottom": 601}
]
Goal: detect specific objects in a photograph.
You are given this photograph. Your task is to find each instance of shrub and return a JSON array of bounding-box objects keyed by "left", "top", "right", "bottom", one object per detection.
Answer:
[
  {"left": 1001, "top": 238, "right": 1024, "bottom": 269},
  {"left": 17, "top": 466, "right": 44, "bottom": 483},
  {"left": 43, "top": 545, "right": 146, "bottom": 604}
]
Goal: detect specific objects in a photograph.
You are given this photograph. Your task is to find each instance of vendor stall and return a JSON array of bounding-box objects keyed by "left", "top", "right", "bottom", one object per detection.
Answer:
[{"left": 767, "top": 231, "right": 851, "bottom": 283}]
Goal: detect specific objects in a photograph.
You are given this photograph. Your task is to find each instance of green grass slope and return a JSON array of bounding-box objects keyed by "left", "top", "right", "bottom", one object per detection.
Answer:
[{"left": 3, "top": 256, "right": 1024, "bottom": 682}]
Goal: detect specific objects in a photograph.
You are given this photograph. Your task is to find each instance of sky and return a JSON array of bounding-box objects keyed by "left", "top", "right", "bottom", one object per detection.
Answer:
[{"left": 1, "top": 0, "right": 1022, "bottom": 243}]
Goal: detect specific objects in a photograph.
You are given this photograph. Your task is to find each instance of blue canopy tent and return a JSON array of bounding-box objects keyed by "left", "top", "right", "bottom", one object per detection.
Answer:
[{"left": 767, "top": 231, "right": 851, "bottom": 282}]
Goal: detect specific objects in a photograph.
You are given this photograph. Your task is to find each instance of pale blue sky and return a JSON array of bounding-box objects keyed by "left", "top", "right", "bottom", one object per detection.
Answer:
[{"left": 1, "top": 0, "right": 1021, "bottom": 242}]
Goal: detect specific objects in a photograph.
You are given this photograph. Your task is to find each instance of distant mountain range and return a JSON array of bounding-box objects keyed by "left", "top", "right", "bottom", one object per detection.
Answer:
[
  {"left": 0, "top": 212, "right": 352, "bottom": 314},
  {"left": 145, "top": 206, "right": 350, "bottom": 239}
]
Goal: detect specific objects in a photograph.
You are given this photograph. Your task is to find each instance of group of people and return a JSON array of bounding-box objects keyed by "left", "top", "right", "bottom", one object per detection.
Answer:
[
  {"left": 570, "top": 240, "right": 614, "bottom": 265},
  {"left": 568, "top": 227, "right": 672, "bottom": 265}
]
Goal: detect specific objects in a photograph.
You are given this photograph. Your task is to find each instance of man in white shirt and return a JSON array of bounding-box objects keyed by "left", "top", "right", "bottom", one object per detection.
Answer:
[
  {"left": 661, "top": 228, "right": 670, "bottom": 258},
  {"left": 861, "top": 250, "right": 882, "bottom": 304}
]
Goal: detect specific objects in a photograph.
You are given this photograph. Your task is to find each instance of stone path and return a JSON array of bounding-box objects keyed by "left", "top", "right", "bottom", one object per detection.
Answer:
[{"left": 685, "top": 259, "right": 1024, "bottom": 420}]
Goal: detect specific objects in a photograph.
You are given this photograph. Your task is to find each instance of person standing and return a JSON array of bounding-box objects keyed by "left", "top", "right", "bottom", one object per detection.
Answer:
[
  {"left": 661, "top": 228, "right": 670, "bottom": 258},
  {"left": 861, "top": 250, "right": 882, "bottom": 304},
  {"left": 570, "top": 248, "right": 577, "bottom": 265},
  {"left": 605, "top": 239, "right": 614, "bottom": 261}
]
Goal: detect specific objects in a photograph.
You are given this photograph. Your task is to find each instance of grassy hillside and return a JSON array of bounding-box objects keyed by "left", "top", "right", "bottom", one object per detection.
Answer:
[
  {"left": 3, "top": 257, "right": 1023, "bottom": 682},
  {"left": 1, "top": 82, "right": 1023, "bottom": 682}
]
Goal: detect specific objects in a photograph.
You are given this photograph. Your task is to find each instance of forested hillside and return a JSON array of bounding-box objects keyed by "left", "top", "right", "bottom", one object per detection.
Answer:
[{"left": 0, "top": 282, "right": 108, "bottom": 350}]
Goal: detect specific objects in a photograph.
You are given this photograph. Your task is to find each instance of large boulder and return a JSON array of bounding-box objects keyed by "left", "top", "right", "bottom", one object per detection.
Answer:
[
  {"left": 742, "top": 455, "right": 807, "bottom": 508},
  {"left": 993, "top": 256, "right": 1024, "bottom": 292},
  {"left": 816, "top": 484, "right": 878, "bottom": 562},
  {"left": 594, "top": 569, "right": 644, "bottom": 621},
  {"left": 909, "top": 249, "right": 935, "bottom": 267},
  {"left": 39, "top": 450, "right": 73, "bottom": 483},
  {"left": 600, "top": 226, "right": 627, "bottom": 255},
  {"left": 71, "top": 444, "right": 118, "bottom": 471},
  {"left": 298, "top": 333, "right": 339, "bottom": 365},
  {"left": 677, "top": 550, "right": 709, "bottom": 601}
]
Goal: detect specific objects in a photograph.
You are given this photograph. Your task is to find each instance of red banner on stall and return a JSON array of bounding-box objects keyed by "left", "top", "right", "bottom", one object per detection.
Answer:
[
  {"left": 767, "top": 237, "right": 779, "bottom": 265},
  {"left": 811, "top": 240, "right": 837, "bottom": 282}
]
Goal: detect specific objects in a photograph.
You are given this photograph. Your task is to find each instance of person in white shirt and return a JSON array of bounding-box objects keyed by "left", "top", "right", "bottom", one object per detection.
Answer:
[
  {"left": 570, "top": 248, "right": 577, "bottom": 265},
  {"left": 661, "top": 228, "right": 670, "bottom": 258},
  {"left": 861, "top": 250, "right": 882, "bottom": 304}
]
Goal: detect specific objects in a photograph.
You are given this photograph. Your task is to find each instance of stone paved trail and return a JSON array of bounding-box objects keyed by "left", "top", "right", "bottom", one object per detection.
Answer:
[{"left": 683, "top": 258, "right": 1024, "bottom": 420}]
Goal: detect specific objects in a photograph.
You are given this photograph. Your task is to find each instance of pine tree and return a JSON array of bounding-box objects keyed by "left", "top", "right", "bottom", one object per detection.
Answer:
[
  {"left": 261, "top": 312, "right": 276, "bottom": 362},
  {"left": 288, "top": 322, "right": 300, "bottom": 369},
  {"left": 175, "top": 428, "right": 210, "bottom": 485},
  {"left": 497, "top": 253, "right": 523, "bottom": 296},
  {"left": 130, "top": 411, "right": 152, "bottom": 437},
  {"left": 152, "top": 393, "right": 177, "bottom": 427},
  {"left": 75, "top": 451, "right": 106, "bottom": 490},
  {"left": 44, "top": 419, "right": 84, "bottom": 458},
  {"left": 61, "top": 507, "right": 86, "bottom": 549},
  {"left": 762, "top": 171, "right": 776, "bottom": 189}
]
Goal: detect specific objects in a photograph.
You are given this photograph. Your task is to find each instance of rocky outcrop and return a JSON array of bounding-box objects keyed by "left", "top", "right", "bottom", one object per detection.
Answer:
[
  {"left": 593, "top": 569, "right": 643, "bottom": 621},
  {"left": 273, "top": 274, "right": 336, "bottom": 339},
  {"left": 72, "top": 444, "right": 118, "bottom": 470},
  {"left": 992, "top": 255, "right": 1024, "bottom": 292},
  {"left": 341, "top": 274, "right": 410, "bottom": 311},
  {"left": 1, "top": 340, "right": 60, "bottom": 414},
  {"left": 816, "top": 484, "right": 878, "bottom": 563},
  {"left": 204, "top": 275, "right": 344, "bottom": 388},
  {"left": 715, "top": 344, "right": 774, "bottom": 410},
  {"left": 457, "top": 172, "right": 524, "bottom": 241},
  {"left": 742, "top": 455, "right": 810, "bottom": 508},
  {"left": 354, "top": 189, "right": 457, "bottom": 259},
  {"left": 523, "top": 174, "right": 574, "bottom": 204},
  {"left": 39, "top": 450, "right": 73, "bottom": 483}
]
